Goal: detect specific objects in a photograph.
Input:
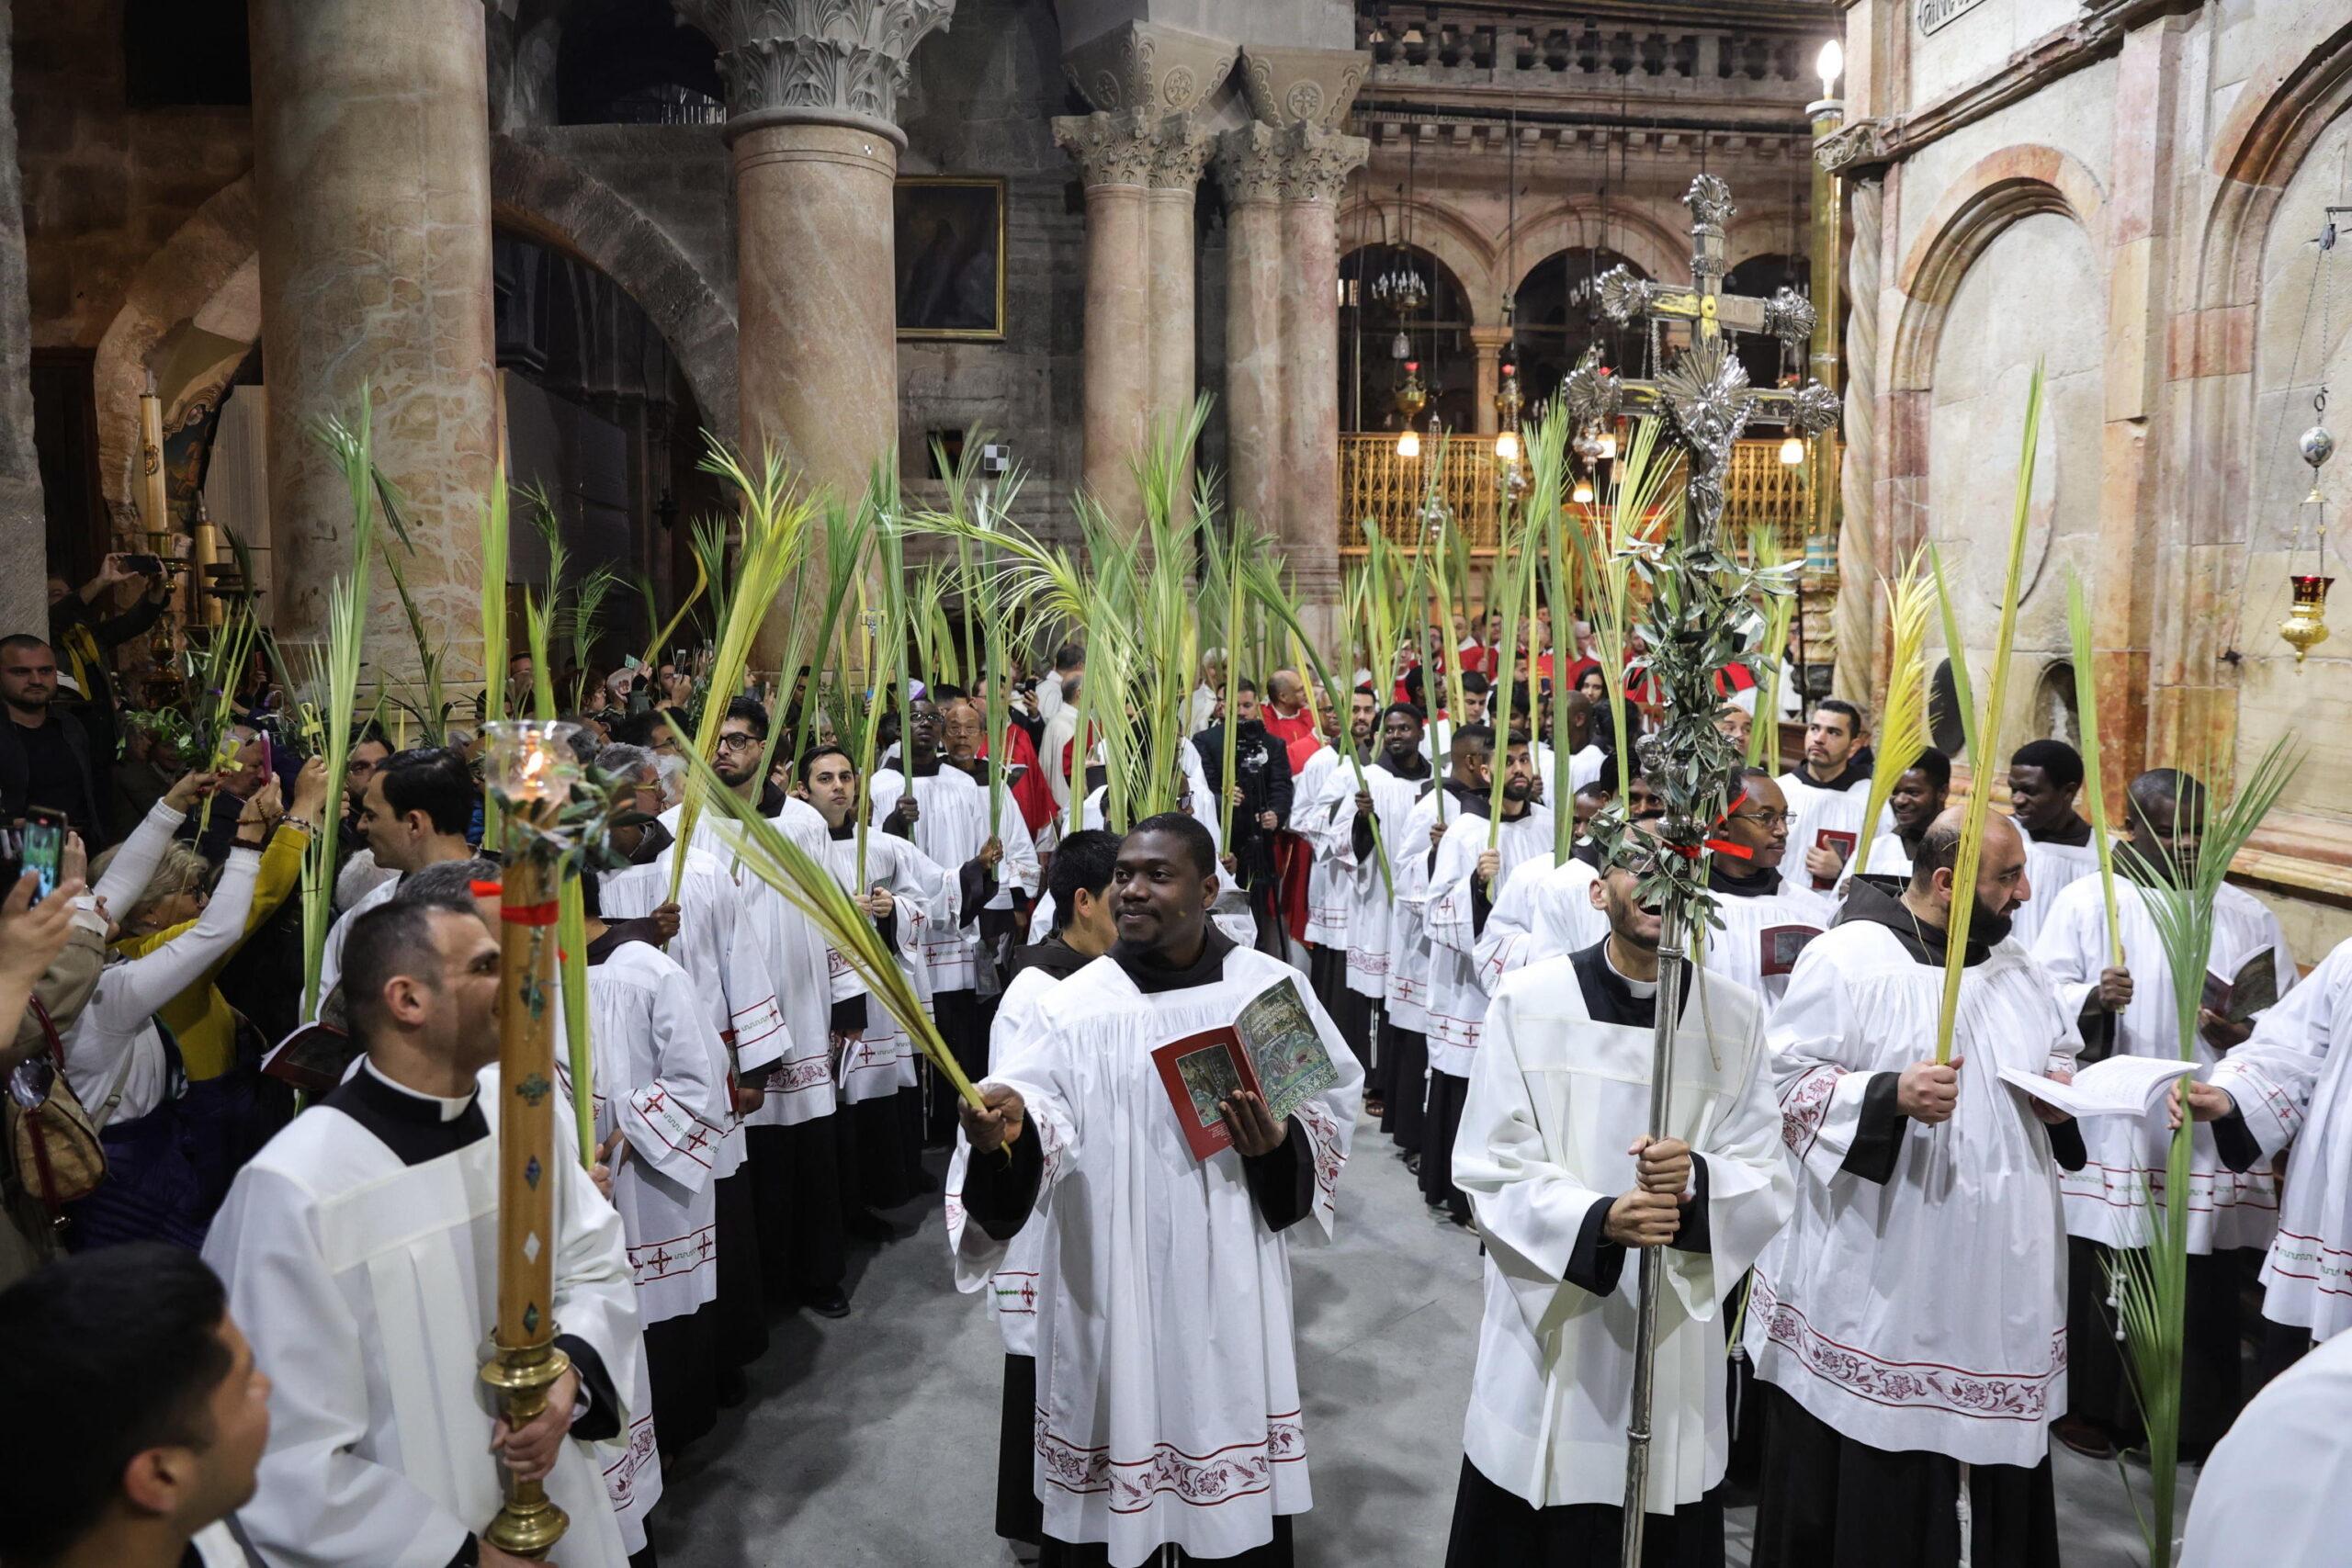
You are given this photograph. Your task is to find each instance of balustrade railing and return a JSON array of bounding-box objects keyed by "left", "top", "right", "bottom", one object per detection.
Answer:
[{"left": 1338, "top": 433, "right": 1838, "bottom": 556}]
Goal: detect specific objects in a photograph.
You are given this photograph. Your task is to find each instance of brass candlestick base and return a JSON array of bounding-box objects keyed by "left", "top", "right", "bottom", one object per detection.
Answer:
[{"left": 481, "top": 1339, "right": 573, "bottom": 1559}]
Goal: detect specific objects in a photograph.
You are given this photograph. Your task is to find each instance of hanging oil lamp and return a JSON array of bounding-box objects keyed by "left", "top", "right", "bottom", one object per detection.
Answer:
[{"left": 2282, "top": 414, "right": 2333, "bottom": 662}]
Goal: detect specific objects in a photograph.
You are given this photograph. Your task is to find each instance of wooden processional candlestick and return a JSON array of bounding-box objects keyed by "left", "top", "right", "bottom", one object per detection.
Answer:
[{"left": 481, "top": 797, "right": 571, "bottom": 1559}]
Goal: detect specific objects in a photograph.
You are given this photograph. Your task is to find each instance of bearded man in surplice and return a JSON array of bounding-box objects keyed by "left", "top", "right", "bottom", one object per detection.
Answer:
[
  {"left": 958, "top": 815, "right": 1361, "bottom": 1568},
  {"left": 1746, "top": 810, "right": 2082, "bottom": 1568},
  {"left": 204, "top": 892, "right": 641, "bottom": 1568},
  {"left": 1446, "top": 822, "right": 1792, "bottom": 1566}
]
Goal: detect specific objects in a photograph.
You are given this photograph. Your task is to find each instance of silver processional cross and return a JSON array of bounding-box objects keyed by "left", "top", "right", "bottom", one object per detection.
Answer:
[{"left": 1561, "top": 174, "right": 1841, "bottom": 1568}]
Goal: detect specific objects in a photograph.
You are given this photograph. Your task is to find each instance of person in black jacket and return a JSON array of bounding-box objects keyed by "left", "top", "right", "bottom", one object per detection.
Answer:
[
  {"left": 0, "top": 636, "right": 106, "bottom": 845},
  {"left": 1191, "top": 678, "right": 1293, "bottom": 953}
]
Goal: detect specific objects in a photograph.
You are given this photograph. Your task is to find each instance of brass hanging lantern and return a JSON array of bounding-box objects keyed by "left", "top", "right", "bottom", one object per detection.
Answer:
[
  {"left": 2283, "top": 406, "right": 2335, "bottom": 664},
  {"left": 2281, "top": 573, "right": 2333, "bottom": 661}
]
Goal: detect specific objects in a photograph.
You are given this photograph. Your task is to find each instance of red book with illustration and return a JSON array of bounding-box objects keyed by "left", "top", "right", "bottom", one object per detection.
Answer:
[{"left": 1148, "top": 976, "right": 1339, "bottom": 1161}]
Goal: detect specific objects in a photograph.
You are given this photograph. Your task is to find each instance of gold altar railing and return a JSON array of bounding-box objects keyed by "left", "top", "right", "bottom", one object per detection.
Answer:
[{"left": 1339, "top": 434, "right": 1839, "bottom": 555}]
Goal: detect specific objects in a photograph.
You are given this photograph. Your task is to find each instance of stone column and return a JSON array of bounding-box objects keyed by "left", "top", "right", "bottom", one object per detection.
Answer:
[
  {"left": 1055, "top": 23, "right": 1236, "bottom": 528},
  {"left": 677, "top": 0, "right": 954, "bottom": 663},
  {"left": 250, "top": 0, "right": 498, "bottom": 674},
  {"left": 0, "top": 0, "right": 47, "bottom": 636},
  {"left": 1225, "top": 49, "right": 1367, "bottom": 627},
  {"left": 1468, "top": 327, "right": 1511, "bottom": 437},
  {"left": 1275, "top": 125, "right": 1365, "bottom": 613},
  {"left": 1055, "top": 112, "right": 1159, "bottom": 526},
  {"left": 1216, "top": 125, "right": 1286, "bottom": 532}
]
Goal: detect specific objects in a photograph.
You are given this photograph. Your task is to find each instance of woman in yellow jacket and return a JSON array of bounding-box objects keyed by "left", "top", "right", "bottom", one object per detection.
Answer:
[{"left": 98, "top": 757, "right": 330, "bottom": 1079}]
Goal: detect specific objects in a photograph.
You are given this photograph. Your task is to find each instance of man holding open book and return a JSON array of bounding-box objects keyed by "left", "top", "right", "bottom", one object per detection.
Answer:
[
  {"left": 1745, "top": 809, "right": 2081, "bottom": 1566},
  {"left": 2035, "top": 768, "right": 2297, "bottom": 1461},
  {"left": 956, "top": 814, "right": 1360, "bottom": 1567}
]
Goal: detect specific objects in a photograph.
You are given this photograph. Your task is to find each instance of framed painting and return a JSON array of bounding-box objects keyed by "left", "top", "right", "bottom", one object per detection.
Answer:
[{"left": 894, "top": 176, "right": 1007, "bottom": 341}]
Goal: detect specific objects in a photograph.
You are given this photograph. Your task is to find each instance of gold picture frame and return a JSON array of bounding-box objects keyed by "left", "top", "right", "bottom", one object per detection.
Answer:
[{"left": 894, "top": 175, "right": 1007, "bottom": 342}]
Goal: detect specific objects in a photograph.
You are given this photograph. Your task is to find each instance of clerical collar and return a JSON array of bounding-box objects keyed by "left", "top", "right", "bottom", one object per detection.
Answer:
[
  {"left": 1382, "top": 750, "right": 1430, "bottom": 780},
  {"left": 1602, "top": 941, "right": 1658, "bottom": 998},
  {"left": 1709, "top": 860, "right": 1782, "bottom": 897},
  {"left": 909, "top": 756, "right": 942, "bottom": 778},
  {"left": 1568, "top": 939, "right": 1690, "bottom": 1025},
  {"left": 1798, "top": 760, "right": 1868, "bottom": 792},
  {"left": 360, "top": 1055, "right": 475, "bottom": 1122},
  {"left": 1111, "top": 926, "right": 1238, "bottom": 994},
  {"left": 2033, "top": 814, "right": 2095, "bottom": 850},
  {"left": 323, "top": 1055, "right": 491, "bottom": 1166},
  {"left": 827, "top": 818, "right": 855, "bottom": 841}
]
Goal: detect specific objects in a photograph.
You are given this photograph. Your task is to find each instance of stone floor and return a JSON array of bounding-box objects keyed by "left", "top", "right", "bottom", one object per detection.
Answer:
[{"left": 659, "top": 1109, "right": 2192, "bottom": 1566}]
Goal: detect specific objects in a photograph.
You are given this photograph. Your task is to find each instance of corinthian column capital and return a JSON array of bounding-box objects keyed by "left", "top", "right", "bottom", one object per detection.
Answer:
[
  {"left": 1214, "top": 123, "right": 1286, "bottom": 207},
  {"left": 674, "top": 0, "right": 954, "bottom": 141},
  {"left": 1277, "top": 122, "right": 1367, "bottom": 206},
  {"left": 1056, "top": 109, "right": 1212, "bottom": 193}
]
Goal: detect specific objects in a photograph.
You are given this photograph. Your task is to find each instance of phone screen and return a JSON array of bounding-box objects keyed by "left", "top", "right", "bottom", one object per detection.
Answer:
[{"left": 20, "top": 808, "right": 65, "bottom": 904}]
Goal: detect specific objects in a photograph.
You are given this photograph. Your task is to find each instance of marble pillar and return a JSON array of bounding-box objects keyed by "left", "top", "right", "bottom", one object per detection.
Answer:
[
  {"left": 0, "top": 0, "right": 45, "bottom": 637},
  {"left": 1468, "top": 327, "right": 1511, "bottom": 437},
  {"left": 1056, "top": 110, "right": 1206, "bottom": 527},
  {"left": 1275, "top": 126, "right": 1363, "bottom": 613},
  {"left": 733, "top": 122, "right": 898, "bottom": 495},
  {"left": 1054, "top": 23, "right": 1237, "bottom": 530},
  {"left": 1216, "top": 126, "right": 1286, "bottom": 533},
  {"left": 677, "top": 0, "right": 954, "bottom": 665},
  {"left": 1223, "top": 48, "right": 1368, "bottom": 636},
  {"left": 250, "top": 0, "right": 497, "bottom": 675}
]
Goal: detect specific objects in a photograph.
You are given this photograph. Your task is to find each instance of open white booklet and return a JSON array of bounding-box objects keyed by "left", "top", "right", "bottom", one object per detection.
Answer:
[{"left": 1998, "top": 1055, "right": 2197, "bottom": 1119}]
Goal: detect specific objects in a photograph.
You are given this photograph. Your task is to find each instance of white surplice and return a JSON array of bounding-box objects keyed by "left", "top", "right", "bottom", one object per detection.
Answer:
[
  {"left": 1327, "top": 760, "right": 1430, "bottom": 1001},
  {"left": 1295, "top": 746, "right": 1351, "bottom": 948},
  {"left": 869, "top": 764, "right": 1041, "bottom": 994},
  {"left": 204, "top": 1064, "right": 640, "bottom": 1568},
  {"left": 579, "top": 941, "right": 729, "bottom": 1325},
  {"left": 660, "top": 803, "right": 837, "bottom": 1128},
  {"left": 1384, "top": 784, "right": 1455, "bottom": 1034},
  {"left": 2181, "top": 1327, "right": 2352, "bottom": 1566},
  {"left": 2012, "top": 823, "right": 2107, "bottom": 950},
  {"left": 1696, "top": 878, "right": 1836, "bottom": 1008},
  {"left": 1424, "top": 804, "right": 1555, "bottom": 1075},
  {"left": 984, "top": 948, "right": 1363, "bottom": 1566},
  {"left": 598, "top": 844, "right": 772, "bottom": 1181},
  {"left": 1475, "top": 852, "right": 1605, "bottom": 990},
  {"left": 2031, "top": 872, "right": 2296, "bottom": 1252},
  {"left": 2209, "top": 936, "right": 2352, "bottom": 1336},
  {"left": 1745, "top": 921, "right": 2079, "bottom": 1467},
  {"left": 1776, "top": 768, "right": 1892, "bottom": 897},
  {"left": 1454, "top": 957, "right": 1792, "bottom": 1511},
  {"left": 944, "top": 961, "right": 1066, "bottom": 1356},
  {"left": 808, "top": 826, "right": 949, "bottom": 1100}
]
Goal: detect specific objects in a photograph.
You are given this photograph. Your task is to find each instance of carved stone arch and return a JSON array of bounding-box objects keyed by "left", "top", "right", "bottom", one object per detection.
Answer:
[
  {"left": 1498, "top": 197, "right": 1690, "bottom": 295},
  {"left": 90, "top": 139, "right": 741, "bottom": 516},
  {"left": 488, "top": 132, "right": 739, "bottom": 437},
  {"left": 91, "top": 175, "right": 260, "bottom": 513},
  {"left": 2199, "top": 17, "right": 2352, "bottom": 315},
  {"left": 1890, "top": 144, "right": 2107, "bottom": 394},
  {"left": 1337, "top": 195, "right": 1499, "bottom": 323}
]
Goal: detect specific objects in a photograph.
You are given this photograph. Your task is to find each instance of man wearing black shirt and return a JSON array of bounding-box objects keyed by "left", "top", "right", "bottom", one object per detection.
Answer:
[{"left": 0, "top": 636, "right": 106, "bottom": 844}]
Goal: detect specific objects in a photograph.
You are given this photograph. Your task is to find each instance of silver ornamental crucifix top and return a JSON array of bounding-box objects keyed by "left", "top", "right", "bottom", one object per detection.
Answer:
[{"left": 1562, "top": 174, "right": 1841, "bottom": 545}]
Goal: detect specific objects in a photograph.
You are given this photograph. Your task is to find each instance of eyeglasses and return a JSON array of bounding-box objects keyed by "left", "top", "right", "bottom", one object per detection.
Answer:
[
  {"left": 715, "top": 732, "right": 762, "bottom": 753},
  {"left": 1728, "top": 808, "right": 1796, "bottom": 830}
]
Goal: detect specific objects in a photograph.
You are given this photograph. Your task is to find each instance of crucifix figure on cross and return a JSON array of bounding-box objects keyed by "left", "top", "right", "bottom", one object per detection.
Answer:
[{"left": 1563, "top": 173, "right": 1841, "bottom": 546}]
